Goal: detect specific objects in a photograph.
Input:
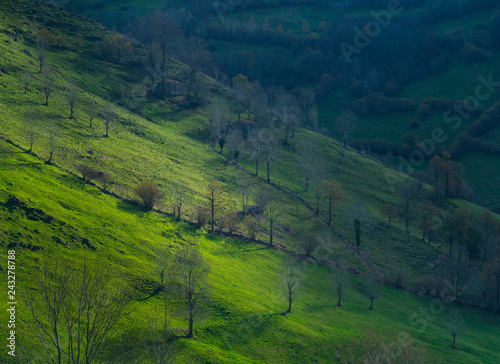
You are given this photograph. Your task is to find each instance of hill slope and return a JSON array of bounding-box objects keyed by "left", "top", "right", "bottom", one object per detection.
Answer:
[{"left": 1, "top": 0, "right": 500, "bottom": 363}]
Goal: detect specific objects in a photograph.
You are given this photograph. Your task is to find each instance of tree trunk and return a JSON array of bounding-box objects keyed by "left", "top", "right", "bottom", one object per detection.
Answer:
[
  {"left": 187, "top": 311, "right": 194, "bottom": 338},
  {"left": 336, "top": 290, "right": 342, "bottom": 307},
  {"left": 287, "top": 292, "right": 292, "bottom": 313},
  {"left": 267, "top": 161, "right": 270, "bottom": 183},
  {"left": 452, "top": 333, "right": 456, "bottom": 349},
  {"left": 369, "top": 298, "right": 374, "bottom": 310},
  {"left": 47, "top": 151, "right": 53, "bottom": 164},
  {"left": 269, "top": 220, "right": 273, "bottom": 246},
  {"left": 255, "top": 160, "right": 259, "bottom": 176}
]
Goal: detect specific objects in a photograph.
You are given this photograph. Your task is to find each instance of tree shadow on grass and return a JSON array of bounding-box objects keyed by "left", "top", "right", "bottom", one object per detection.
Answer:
[{"left": 116, "top": 200, "right": 147, "bottom": 217}]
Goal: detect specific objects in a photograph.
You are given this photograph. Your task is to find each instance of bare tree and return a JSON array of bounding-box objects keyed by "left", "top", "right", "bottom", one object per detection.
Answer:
[
  {"left": 262, "top": 132, "right": 280, "bottom": 183},
  {"left": 101, "top": 104, "right": 115, "bottom": 138},
  {"left": 88, "top": 99, "right": 98, "bottom": 128},
  {"left": 64, "top": 82, "right": 78, "bottom": 119},
  {"left": 399, "top": 180, "right": 421, "bottom": 234},
  {"left": 47, "top": 121, "right": 57, "bottom": 163},
  {"left": 296, "top": 140, "right": 324, "bottom": 192},
  {"left": 207, "top": 181, "right": 227, "bottom": 231},
  {"left": 364, "top": 279, "right": 378, "bottom": 310},
  {"left": 279, "top": 257, "right": 303, "bottom": 314},
  {"left": 26, "top": 107, "right": 39, "bottom": 153},
  {"left": 446, "top": 309, "right": 465, "bottom": 349},
  {"left": 155, "top": 249, "right": 169, "bottom": 289},
  {"left": 134, "top": 180, "right": 165, "bottom": 210},
  {"left": 300, "top": 233, "right": 319, "bottom": 257},
  {"left": 36, "top": 31, "right": 49, "bottom": 73},
  {"left": 381, "top": 202, "right": 398, "bottom": 229},
  {"left": 41, "top": 66, "right": 53, "bottom": 106},
  {"left": 208, "top": 100, "right": 230, "bottom": 150},
  {"left": 246, "top": 129, "right": 264, "bottom": 176},
  {"left": 351, "top": 203, "right": 366, "bottom": 254},
  {"left": 171, "top": 183, "right": 187, "bottom": 220},
  {"left": 174, "top": 245, "right": 210, "bottom": 338},
  {"left": 335, "top": 109, "right": 357, "bottom": 160},
  {"left": 20, "top": 259, "right": 130, "bottom": 364},
  {"left": 22, "top": 70, "right": 32, "bottom": 94},
  {"left": 296, "top": 88, "right": 315, "bottom": 128},
  {"left": 322, "top": 180, "right": 344, "bottom": 225},
  {"left": 265, "top": 194, "right": 283, "bottom": 246},
  {"left": 333, "top": 260, "right": 349, "bottom": 307},
  {"left": 235, "top": 172, "right": 252, "bottom": 213},
  {"left": 142, "top": 304, "right": 177, "bottom": 364}
]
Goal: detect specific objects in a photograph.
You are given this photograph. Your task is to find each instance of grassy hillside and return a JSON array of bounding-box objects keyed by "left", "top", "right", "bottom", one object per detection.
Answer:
[
  {"left": 2, "top": 141, "right": 500, "bottom": 364},
  {"left": 1, "top": 0, "right": 500, "bottom": 362}
]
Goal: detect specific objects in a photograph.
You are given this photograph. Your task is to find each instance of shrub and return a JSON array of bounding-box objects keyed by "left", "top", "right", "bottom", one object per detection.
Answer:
[
  {"left": 76, "top": 163, "right": 102, "bottom": 183},
  {"left": 133, "top": 180, "right": 164, "bottom": 210},
  {"left": 300, "top": 233, "right": 319, "bottom": 257},
  {"left": 243, "top": 215, "right": 258, "bottom": 239},
  {"left": 334, "top": 329, "right": 432, "bottom": 363},
  {"left": 196, "top": 206, "right": 209, "bottom": 228}
]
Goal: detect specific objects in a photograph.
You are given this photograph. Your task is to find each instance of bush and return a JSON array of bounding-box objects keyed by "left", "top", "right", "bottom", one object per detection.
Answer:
[
  {"left": 76, "top": 163, "right": 102, "bottom": 183},
  {"left": 300, "top": 233, "right": 319, "bottom": 257},
  {"left": 334, "top": 328, "right": 432, "bottom": 363},
  {"left": 133, "top": 180, "right": 164, "bottom": 210},
  {"left": 243, "top": 215, "right": 258, "bottom": 239},
  {"left": 196, "top": 206, "right": 209, "bottom": 228}
]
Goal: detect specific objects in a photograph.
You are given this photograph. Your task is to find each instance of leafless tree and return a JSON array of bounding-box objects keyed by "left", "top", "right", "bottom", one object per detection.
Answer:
[
  {"left": 250, "top": 81, "right": 269, "bottom": 122},
  {"left": 207, "top": 181, "right": 227, "bottom": 231},
  {"left": 446, "top": 309, "right": 465, "bottom": 349},
  {"left": 47, "top": 121, "right": 56, "bottom": 163},
  {"left": 142, "top": 304, "right": 177, "bottom": 364},
  {"left": 155, "top": 249, "right": 169, "bottom": 289},
  {"left": 333, "top": 260, "right": 349, "bottom": 307},
  {"left": 41, "top": 66, "right": 53, "bottom": 106},
  {"left": 26, "top": 107, "right": 39, "bottom": 153},
  {"left": 279, "top": 257, "right": 303, "bottom": 314},
  {"left": 171, "top": 183, "right": 187, "bottom": 220},
  {"left": 296, "top": 88, "right": 316, "bottom": 128},
  {"left": 88, "top": 99, "right": 98, "bottom": 128},
  {"left": 351, "top": 202, "right": 367, "bottom": 254},
  {"left": 174, "top": 245, "right": 210, "bottom": 338},
  {"left": 22, "top": 70, "right": 32, "bottom": 94},
  {"left": 101, "top": 104, "right": 116, "bottom": 138},
  {"left": 235, "top": 172, "right": 252, "bottom": 213},
  {"left": 262, "top": 131, "right": 280, "bottom": 183},
  {"left": 65, "top": 82, "right": 78, "bottom": 119},
  {"left": 300, "top": 233, "right": 319, "bottom": 257},
  {"left": 265, "top": 194, "right": 283, "bottom": 246},
  {"left": 134, "top": 180, "right": 165, "bottom": 210},
  {"left": 208, "top": 100, "right": 230, "bottom": 149},
  {"left": 364, "top": 279, "right": 378, "bottom": 310},
  {"left": 335, "top": 109, "right": 357, "bottom": 160},
  {"left": 246, "top": 129, "right": 264, "bottom": 176},
  {"left": 36, "top": 31, "right": 49, "bottom": 73},
  {"left": 296, "top": 139, "right": 324, "bottom": 192},
  {"left": 20, "top": 259, "right": 130, "bottom": 364},
  {"left": 399, "top": 180, "right": 421, "bottom": 234}
]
